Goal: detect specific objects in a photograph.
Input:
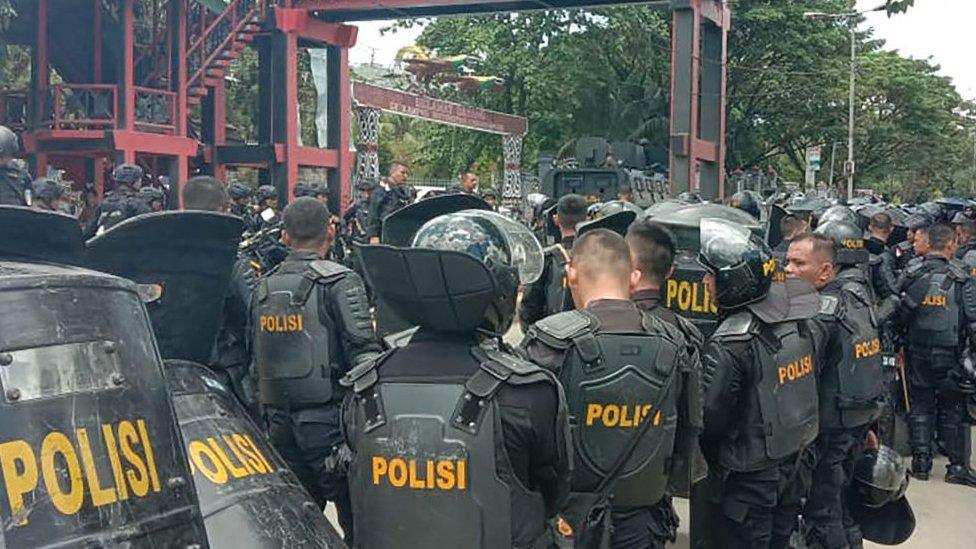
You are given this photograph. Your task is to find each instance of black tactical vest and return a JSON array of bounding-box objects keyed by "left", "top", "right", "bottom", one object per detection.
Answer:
[
  {"left": 819, "top": 285, "right": 884, "bottom": 429},
  {"left": 528, "top": 310, "right": 680, "bottom": 507},
  {"left": 905, "top": 262, "right": 962, "bottom": 349},
  {"left": 252, "top": 259, "right": 346, "bottom": 407},
  {"left": 714, "top": 311, "right": 819, "bottom": 465},
  {"left": 343, "top": 344, "right": 557, "bottom": 549},
  {"left": 961, "top": 249, "right": 976, "bottom": 277},
  {"left": 544, "top": 243, "right": 574, "bottom": 317}
]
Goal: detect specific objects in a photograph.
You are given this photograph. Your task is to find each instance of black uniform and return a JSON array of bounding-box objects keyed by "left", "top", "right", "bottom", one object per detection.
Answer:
[
  {"left": 896, "top": 255, "right": 976, "bottom": 483},
  {"left": 342, "top": 199, "right": 371, "bottom": 244},
  {"left": 892, "top": 240, "right": 915, "bottom": 272},
  {"left": 365, "top": 182, "right": 415, "bottom": 240},
  {"left": 523, "top": 299, "right": 696, "bottom": 549},
  {"left": 0, "top": 161, "right": 29, "bottom": 206},
  {"left": 251, "top": 250, "right": 381, "bottom": 540},
  {"left": 805, "top": 276, "right": 884, "bottom": 549},
  {"left": 519, "top": 236, "right": 575, "bottom": 327},
  {"left": 701, "top": 281, "right": 824, "bottom": 549},
  {"left": 211, "top": 257, "right": 258, "bottom": 416}
]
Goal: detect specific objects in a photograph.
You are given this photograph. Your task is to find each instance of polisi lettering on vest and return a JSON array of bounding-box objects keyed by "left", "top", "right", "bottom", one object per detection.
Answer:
[
  {"left": 777, "top": 354, "right": 814, "bottom": 386},
  {"left": 921, "top": 294, "right": 947, "bottom": 307},
  {"left": 0, "top": 419, "right": 160, "bottom": 526},
  {"left": 854, "top": 338, "right": 881, "bottom": 359},
  {"left": 584, "top": 403, "right": 662, "bottom": 428},
  {"left": 371, "top": 456, "right": 467, "bottom": 491},
  {"left": 666, "top": 279, "right": 717, "bottom": 314},
  {"left": 186, "top": 433, "right": 275, "bottom": 486},
  {"left": 258, "top": 313, "right": 304, "bottom": 333}
]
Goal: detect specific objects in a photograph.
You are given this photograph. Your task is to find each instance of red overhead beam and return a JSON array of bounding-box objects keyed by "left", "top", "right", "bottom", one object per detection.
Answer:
[{"left": 299, "top": 0, "right": 669, "bottom": 21}]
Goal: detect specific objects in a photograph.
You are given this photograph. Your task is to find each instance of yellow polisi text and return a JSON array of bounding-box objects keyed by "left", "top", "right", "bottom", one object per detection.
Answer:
[
  {"left": 259, "top": 314, "right": 304, "bottom": 333},
  {"left": 778, "top": 354, "right": 814, "bottom": 386},
  {"left": 186, "top": 433, "right": 274, "bottom": 486},
  {"left": 921, "top": 295, "right": 947, "bottom": 307},
  {"left": 371, "top": 456, "right": 467, "bottom": 491},
  {"left": 854, "top": 338, "right": 881, "bottom": 359},
  {"left": 666, "top": 279, "right": 717, "bottom": 315},
  {"left": 585, "top": 403, "right": 662, "bottom": 428},
  {"left": 0, "top": 419, "right": 160, "bottom": 526}
]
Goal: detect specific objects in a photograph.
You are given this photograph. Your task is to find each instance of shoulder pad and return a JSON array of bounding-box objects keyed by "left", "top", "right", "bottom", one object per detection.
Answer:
[
  {"left": 869, "top": 254, "right": 882, "bottom": 266},
  {"left": 947, "top": 260, "right": 969, "bottom": 281},
  {"left": 531, "top": 310, "right": 597, "bottom": 342},
  {"left": 307, "top": 260, "right": 352, "bottom": 282},
  {"left": 478, "top": 345, "right": 544, "bottom": 379},
  {"left": 544, "top": 243, "right": 571, "bottom": 264},
  {"left": 904, "top": 259, "right": 926, "bottom": 278},
  {"left": 819, "top": 294, "right": 840, "bottom": 317},
  {"left": 841, "top": 281, "right": 872, "bottom": 306},
  {"left": 671, "top": 313, "right": 705, "bottom": 348},
  {"left": 711, "top": 311, "right": 755, "bottom": 340}
]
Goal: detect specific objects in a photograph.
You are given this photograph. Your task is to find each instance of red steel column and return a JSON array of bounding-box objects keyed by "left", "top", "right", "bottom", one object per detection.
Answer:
[
  {"left": 336, "top": 44, "right": 352, "bottom": 210},
  {"left": 120, "top": 0, "right": 136, "bottom": 131}
]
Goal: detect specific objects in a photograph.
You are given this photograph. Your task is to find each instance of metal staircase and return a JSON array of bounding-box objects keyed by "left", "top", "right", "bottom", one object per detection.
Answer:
[{"left": 185, "top": 0, "right": 266, "bottom": 105}]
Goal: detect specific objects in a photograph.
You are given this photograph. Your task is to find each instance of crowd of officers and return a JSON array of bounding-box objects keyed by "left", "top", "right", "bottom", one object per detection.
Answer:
[{"left": 3, "top": 122, "right": 973, "bottom": 549}]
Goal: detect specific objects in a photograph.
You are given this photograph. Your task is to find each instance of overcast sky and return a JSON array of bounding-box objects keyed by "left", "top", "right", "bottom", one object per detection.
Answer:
[{"left": 349, "top": 1, "right": 975, "bottom": 100}]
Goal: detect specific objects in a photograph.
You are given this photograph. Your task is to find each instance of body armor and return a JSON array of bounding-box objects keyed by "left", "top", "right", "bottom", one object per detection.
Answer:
[
  {"left": 253, "top": 259, "right": 347, "bottom": 407},
  {"left": 713, "top": 310, "right": 819, "bottom": 467},
  {"left": 344, "top": 344, "right": 557, "bottom": 549},
  {"left": 527, "top": 310, "right": 681, "bottom": 507},
  {"left": 543, "top": 243, "right": 574, "bottom": 317},
  {"left": 902, "top": 260, "right": 965, "bottom": 350},
  {"left": 960, "top": 249, "right": 976, "bottom": 277}
]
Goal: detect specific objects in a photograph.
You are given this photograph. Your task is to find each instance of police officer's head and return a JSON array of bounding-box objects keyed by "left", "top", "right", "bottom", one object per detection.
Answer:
[
  {"left": 818, "top": 205, "right": 858, "bottom": 227},
  {"left": 923, "top": 223, "right": 956, "bottom": 259},
  {"left": 727, "top": 190, "right": 762, "bottom": 221},
  {"left": 625, "top": 219, "right": 676, "bottom": 292},
  {"left": 357, "top": 179, "right": 377, "bottom": 202},
  {"left": 905, "top": 212, "right": 933, "bottom": 244},
  {"left": 868, "top": 212, "right": 893, "bottom": 243},
  {"left": 227, "top": 182, "right": 252, "bottom": 205},
  {"left": 460, "top": 172, "right": 478, "bottom": 193},
  {"left": 950, "top": 212, "right": 976, "bottom": 246},
  {"left": 815, "top": 220, "right": 869, "bottom": 267},
  {"left": 312, "top": 184, "right": 329, "bottom": 206},
  {"left": 293, "top": 181, "right": 314, "bottom": 199},
  {"left": 256, "top": 185, "right": 278, "bottom": 210},
  {"left": 182, "top": 175, "right": 229, "bottom": 212},
  {"left": 555, "top": 194, "right": 588, "bottom": 235},
  {"left": 780, "top": 214, "right": 808, "bottom": 241},
  {"left": 112, "top": 163, "right": 143, "bottom": 191},
  {"left": 30, "top": 177, "right": 64, "bottom": 211},
  {"left": 567, "top": 228, "right": 639, "bottom": 308},
  {"left": 282, "top": 197, "right": 333, "bottom": 257},
  {"left": 388, "top": 161, "right": 410, "bottom": 186},
  {"left": 139, "top": 186, "right": 166, "bottom": 212},
  {"left": 480, "top": 187, "right": 497, "bottom": 209},
  {"left": 0, "top": 125, "right": 19, "bottom": 163},
  {"left": 784, "top": 233, "right": 837, "bottom": 290},
  {"left": 698, "top": 217, "right": 775, "bottom": 310}
]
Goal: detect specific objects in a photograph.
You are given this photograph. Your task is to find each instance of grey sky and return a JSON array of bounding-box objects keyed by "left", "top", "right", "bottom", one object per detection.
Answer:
[{"left": 349, "top": 1, "right": 974, "bottom": 100}]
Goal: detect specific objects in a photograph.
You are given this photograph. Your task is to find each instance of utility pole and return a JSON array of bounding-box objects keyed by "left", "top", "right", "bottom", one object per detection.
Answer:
[{"left": 846, "top": 19, "right": 857, "bottom": 201}]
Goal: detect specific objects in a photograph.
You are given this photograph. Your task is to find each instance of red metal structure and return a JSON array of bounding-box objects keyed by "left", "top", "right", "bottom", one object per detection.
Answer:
[{"left": 0, "top": 0, "right": 728, "bottom": 209}]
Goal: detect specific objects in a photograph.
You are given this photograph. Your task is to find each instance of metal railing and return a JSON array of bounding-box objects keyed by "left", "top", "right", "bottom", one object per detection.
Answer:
[
  {"left": 43, "top": 84, "right": 117, "bottom": 130},
  {"left": 186, "top": 0, "right": 263, "bottom": 89},
  {"left": 0, "top": 90, "right": 28, "bottom": 131},
  {"left": 135, "top": 87, "right": 177, "bottom": 134}
]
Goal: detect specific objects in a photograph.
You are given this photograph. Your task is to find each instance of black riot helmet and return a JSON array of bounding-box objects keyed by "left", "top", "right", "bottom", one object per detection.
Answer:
[
  {"left": 112, "top": 163, "right": 143, "bottom": 187},
  {"left": 227, "top": 182, "right": 252, "bottom": 201},
  {"left": 293, "top": 181, "right": 314, "bottom": 198},
  {"left": 0, "top": 125, "right": 19, "bottom": 157},
  {"left": 815, "top": 220, "right": 869, "bottom": 266},
  {"left": 727, "top": 190, "right": 762, "bottom": 221},
  {"left": 818, "top": 205, "right": 858, "bottom": 226},
  {"left": 139, "top": 186, "right": 166, "bottom": 209},
  {"left": 360, "top": 210, "right": 543, "bottom": 336},
  {"left": 917, "top": 201, "right": 946, "bottom": 223},
  {"left": 699, "top": 217, "right": 775, "bottom": 310},
  {"left": 853, "top": 446, "right": 909, "bottom": 509},
  {"left": 30, "top": 177, "right": 64, "bottom": 203},
  {"left": 904, "top": 212, "right": 934, "bottom": 232},
  {"left": 256, "top": 185, "right": 277, "bottom": 203}
]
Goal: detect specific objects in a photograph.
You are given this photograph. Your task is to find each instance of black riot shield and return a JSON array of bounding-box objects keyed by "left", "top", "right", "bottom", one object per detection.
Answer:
[
  {"left": 0, "top": 262, "right": 209, "bottom": 547},
  {"left": 766, "top": 203, "right": 789, "bottom": 250},
  {"left": 165, "top": 360, "right": 348, "bottom": 549},
  {"left": 375, "top": 195, "right": 491, "bottom": 337},
  {"left": 86, "top": 211, "right": 243, "bottom": 363},
  {"left": 576, "top": 210, "right": 638, "bottom": 237},
  {"left": 381, "top": 193, "right": 490, "bottom": 246},
  {"left": 0, "top": 205, "right": 84, "bottom": 266}
]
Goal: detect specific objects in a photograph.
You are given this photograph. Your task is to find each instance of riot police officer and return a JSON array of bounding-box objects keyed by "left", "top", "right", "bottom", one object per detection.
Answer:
[
  {"left": 522, "top": 228, "right": 694, "bottom": 549},
  {"left": 773, "top": 214, "right": 809, "bottom": 262},
  {"left": 785, "top": 230, "right": 884, "bottom": 548},
  {"left": 342, "top": 180, "right": 374, "bottom": 245},
  {"left": 896, "top": 223, "right": 976, "bottom": 487},
  {"left": 228, "top": 182, "right": 253, "bottom": 214},
  {"left": 0, "top": 125, "right": 28, "bottom": 206},
  {"left": 346, "top": 209, "right": 570, "bottom": 548},
  {"left": 698, "top": 218, "right": 823, "bottom": 548},
  {"left": 727, "top": 190, "right": 762, "bottom": 222},
  {"left": 866, "top": 212, "right": 899, "bottom": 300},
  {"left": 94, "top": 163, "right": 149, "bottom": 234},
  {"left": 251, "top": 197, "right": 382, "bottom": 539},
  {"left": 139, "top": 185, "right": 166, "bottom": 212},
  {"left": 29, "top": 177, "right": 64, "bottom": 212},
  {"left": 519, "top": 193, "right": 587, "bottom": 328},
  {"left": 951, "top": 212, "right": 976, "bottom": 272},
  {"left": 893, "top": 213, "right": 932, "bottom": 271},
  {"left": 366, "top": 160, "right": 414, "bottom": 244}
]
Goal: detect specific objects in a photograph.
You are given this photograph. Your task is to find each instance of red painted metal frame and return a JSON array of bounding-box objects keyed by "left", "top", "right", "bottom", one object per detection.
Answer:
[
  {"left": 43, "top": 84, "right": 119, "bottom": 130},
  {"left": 186, "top": 0, "right": 265, "bottom": 89},
  {"left": 134, "top": 87, "right": 178, "bottom": 134}
]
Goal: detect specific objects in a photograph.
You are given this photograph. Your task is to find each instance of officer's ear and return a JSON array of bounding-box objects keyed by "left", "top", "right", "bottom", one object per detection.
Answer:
[
  {"left": 281, "top": 229, "right": 293, "bottom": 248},
  {"left": 629, "top": 268, "right": 642, "bottom": 292}
]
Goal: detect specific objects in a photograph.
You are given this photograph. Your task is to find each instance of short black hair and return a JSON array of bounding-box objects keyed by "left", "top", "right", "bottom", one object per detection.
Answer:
[
  {"left": 869, "top": 212, "right": 893, "bottom": 231},
  {"left": 928, "top": 223, "right": 955, "bottom": 251},
  {"left": 780, "top": 214, "right": 806, "bottom": 238},
  {"left": 626, "top": 219, "right": 676, "bottom": 286},
  {"left": 791, "top": 232, "right": 836, "bottom": 265},
  {"left": 572, "top": 228, "right": 633, "bottom": 283},
  {"left": 283, "top": 197, "right": 331, "bottom": 246},
  {"left": 182, "top": 176, "right": 228, "bottom": 212},
  {"left": 556, "top": 194, "right": 588, "bottom": 230}
]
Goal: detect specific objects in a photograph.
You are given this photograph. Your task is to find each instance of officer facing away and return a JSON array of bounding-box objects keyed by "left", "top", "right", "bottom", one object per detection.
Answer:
[
  {"left": 698, "top": 218, "right": 824, "bottom": 549},
  {"left": 30, "top": 177, "right": 64, "bottom": 212},
  {"left": 347, "top": 210, "right": 570, "bottom": 549},
  {"left": 522, "top": 229, "right": 694, "bottom": 549},
  {"left": 519, "top": 193, "right": 588, "bottom": 328},
  {"left": 895, "top": 223, "right": 976, "bottom": 487},
  {"left": 0, "top": 125, "right": 28, "bottom": 206},
  {"left": 785, "top": 232, "right": 884, "bottom": 549},
  {"left": 251, "top": 197, "right": 381, "bottom": 540}
]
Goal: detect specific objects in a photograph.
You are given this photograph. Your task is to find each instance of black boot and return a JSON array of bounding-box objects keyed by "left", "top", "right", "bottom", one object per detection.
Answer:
[
  {"left": 908, "top": 415, "right": 934, "bottom": 479},
  {"left": 945, "top": 464, "right": 976, "bottom": 487}
]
